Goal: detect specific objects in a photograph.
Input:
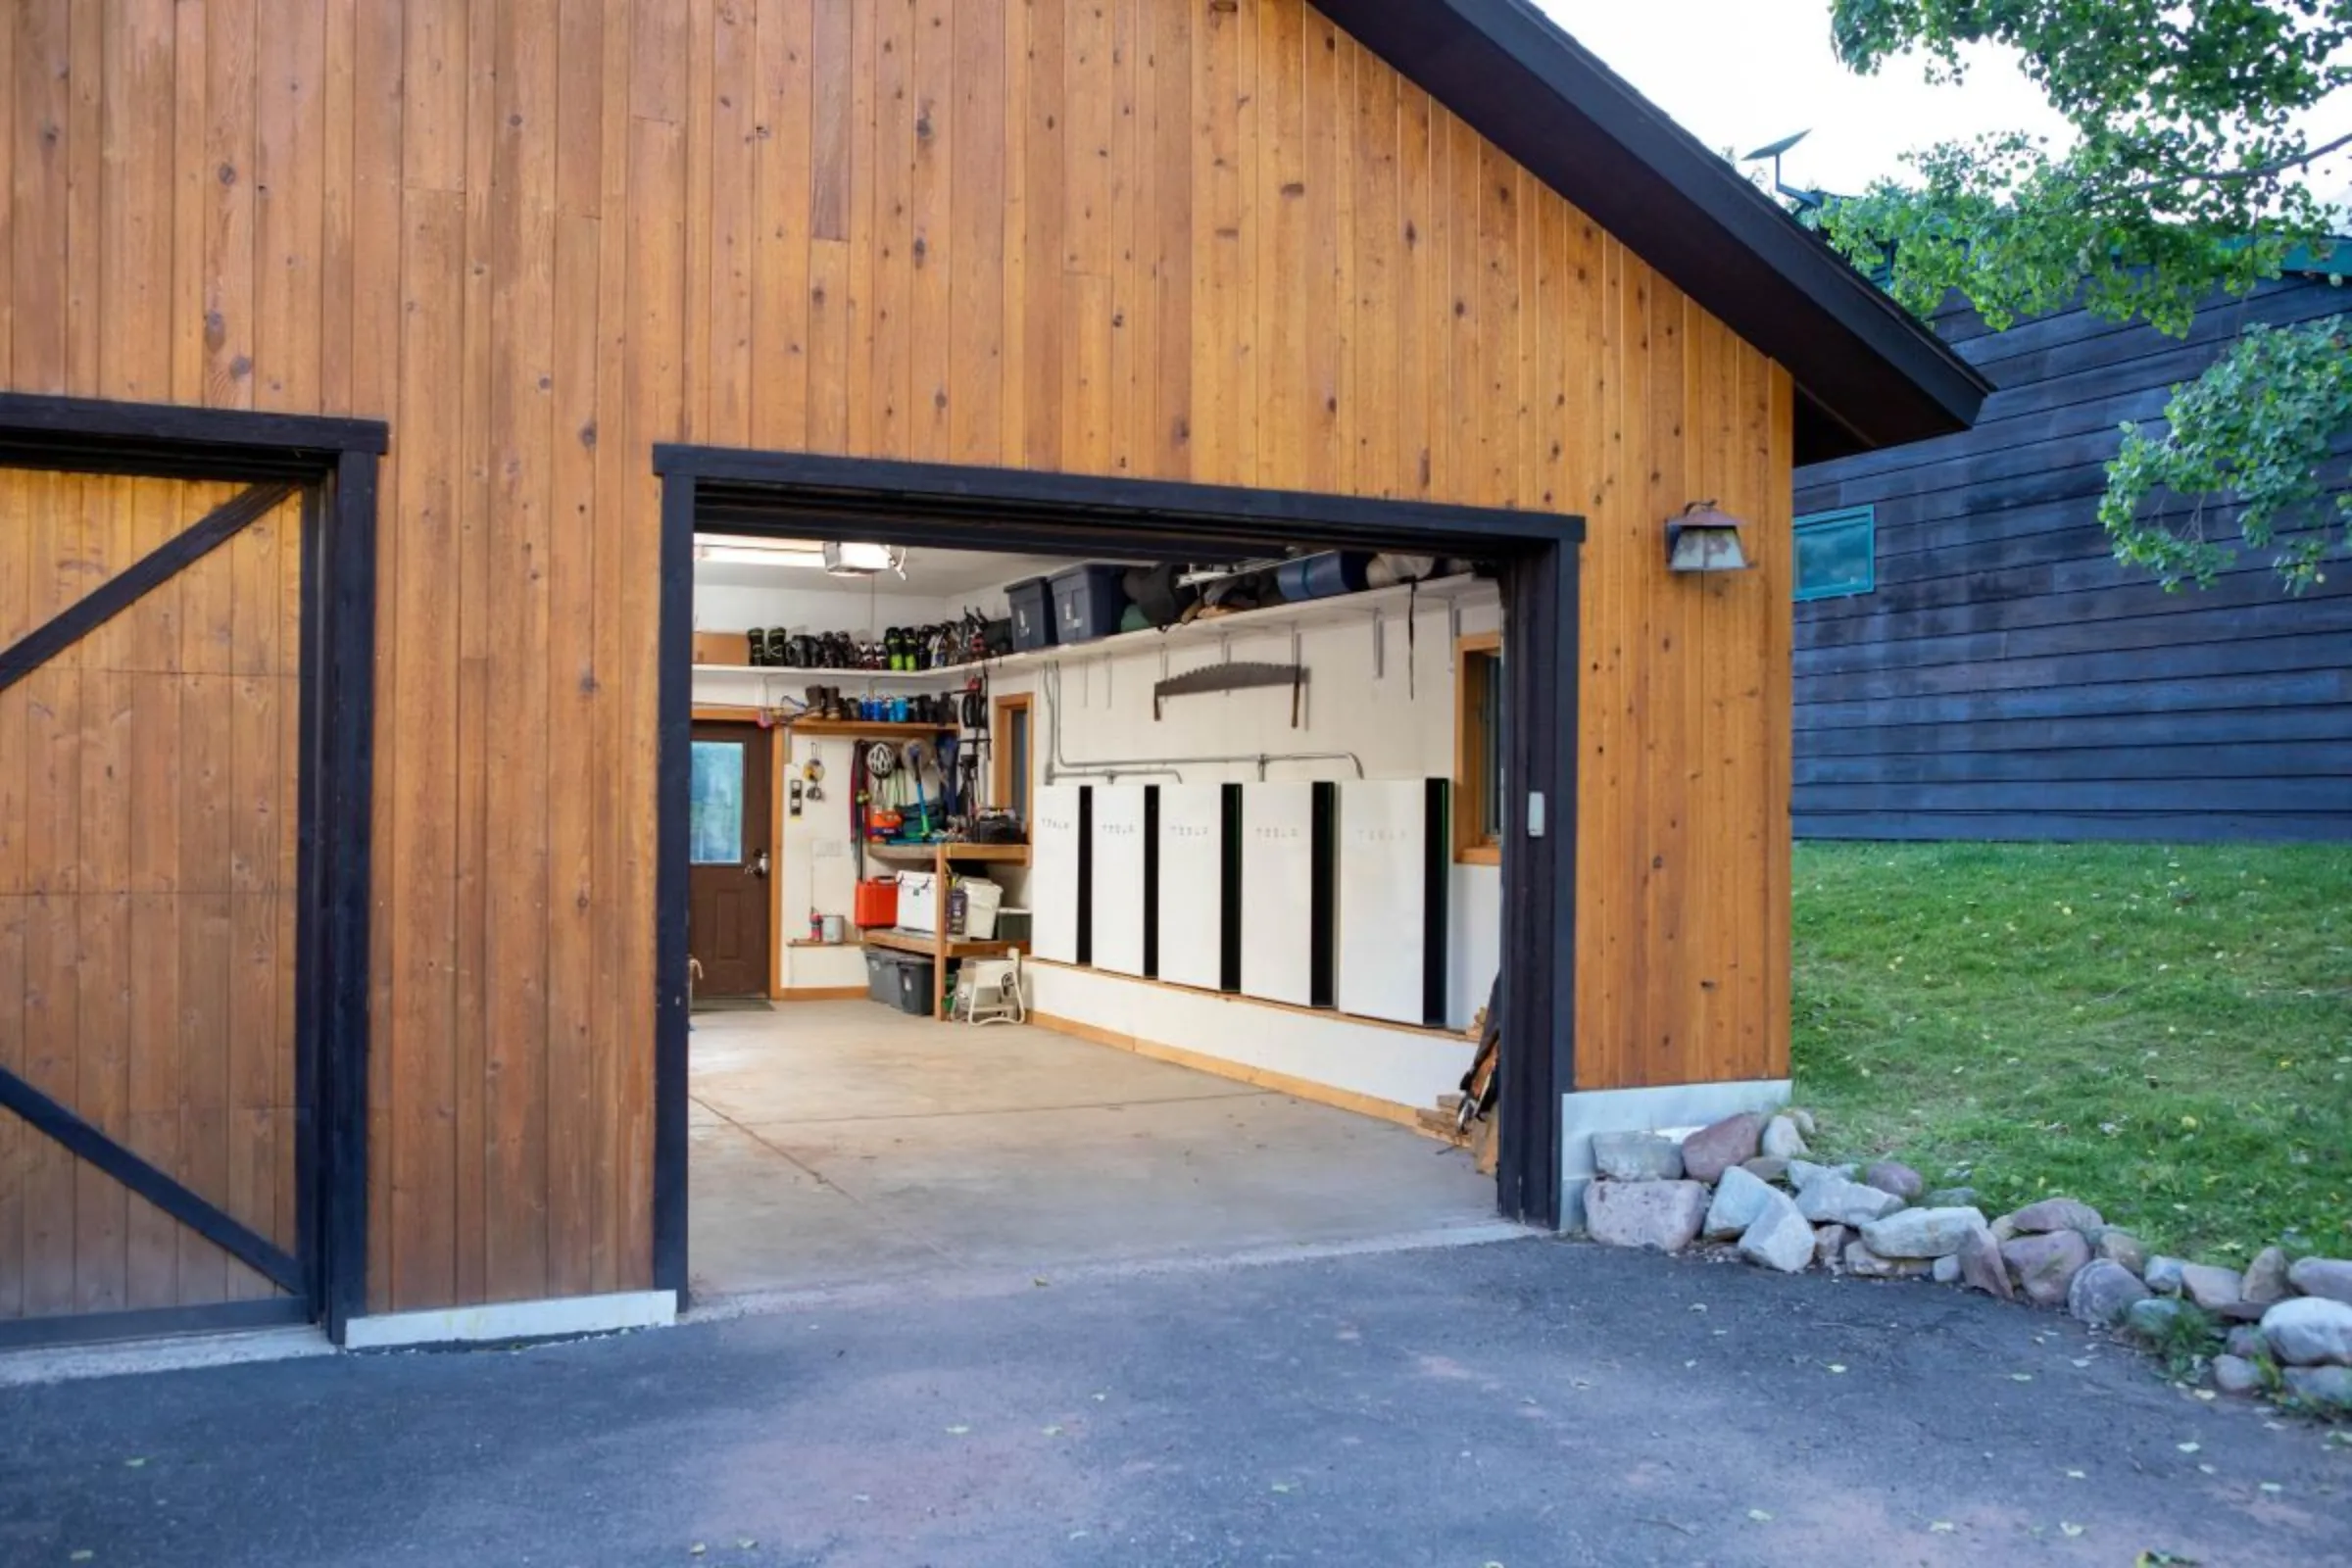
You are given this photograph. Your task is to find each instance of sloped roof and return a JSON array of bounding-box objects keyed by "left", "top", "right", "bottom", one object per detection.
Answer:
[{"left": 1319, "top": 0, "right": 1992, "bottom": 461}]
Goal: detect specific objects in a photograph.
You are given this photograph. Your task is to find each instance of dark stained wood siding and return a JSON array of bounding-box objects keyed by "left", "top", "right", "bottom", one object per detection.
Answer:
[{"left": 1793, "top": 277, "right": 2352, "bottom": 843}]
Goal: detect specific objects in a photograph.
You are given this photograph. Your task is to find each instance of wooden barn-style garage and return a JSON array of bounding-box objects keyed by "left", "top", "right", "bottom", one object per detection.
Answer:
[{"left": 0, "top": 0, "right": 1984, "bottom": 1348}]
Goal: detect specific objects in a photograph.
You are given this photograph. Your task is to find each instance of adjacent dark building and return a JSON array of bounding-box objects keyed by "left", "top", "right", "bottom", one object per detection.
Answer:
[{"left": 1792, "top": 267, "right": 2352, "bottom": 842}]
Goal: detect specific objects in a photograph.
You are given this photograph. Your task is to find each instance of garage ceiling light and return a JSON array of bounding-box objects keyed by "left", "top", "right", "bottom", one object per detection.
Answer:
[{"left": 691, "top": 535, "right": 907, "bottom": 578}]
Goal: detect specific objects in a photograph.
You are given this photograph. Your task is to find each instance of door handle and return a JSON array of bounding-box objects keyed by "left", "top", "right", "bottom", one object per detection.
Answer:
[{"left": 747, "top": 850, "right": 770, "bottom": 878}]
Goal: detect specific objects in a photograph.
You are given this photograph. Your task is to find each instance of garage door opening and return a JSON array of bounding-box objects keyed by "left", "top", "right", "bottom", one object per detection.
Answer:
[{"left": 654, "top": 449, "right": 1581, "bottom": 1305}]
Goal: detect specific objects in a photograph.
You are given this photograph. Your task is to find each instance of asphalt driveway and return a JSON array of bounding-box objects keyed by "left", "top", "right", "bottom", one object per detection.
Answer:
[{"left": 2, "top": 1235, "right": 2346, "bottom": 1567}]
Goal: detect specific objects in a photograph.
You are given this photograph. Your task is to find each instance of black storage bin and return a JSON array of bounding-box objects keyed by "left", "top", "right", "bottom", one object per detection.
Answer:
[
  {"left": 863, "top": 948, "right": 938, "bottom": 1015},
  {"left": 1005, "top": 577, "right": 1057, "bottom": 652},
  {"left": 1050, "top": 563, "right": 1129, "bottom": 644}
]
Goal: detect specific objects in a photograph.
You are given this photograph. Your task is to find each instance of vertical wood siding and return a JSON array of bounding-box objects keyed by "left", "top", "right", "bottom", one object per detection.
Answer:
[
  {"left": 1794, "top": 279, "right": 2352, "bottom": 842},
  {"left": 0, "top": 472, "right": 304, "bottom": 1320},
  {"left": 1, "top": 0, "right": 1791, "bottom": 1311}
]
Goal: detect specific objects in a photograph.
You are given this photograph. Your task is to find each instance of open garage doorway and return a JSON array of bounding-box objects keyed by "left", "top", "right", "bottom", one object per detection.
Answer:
[{"left": 655, "top": 449, "right": 1580, "bottom": 1306}]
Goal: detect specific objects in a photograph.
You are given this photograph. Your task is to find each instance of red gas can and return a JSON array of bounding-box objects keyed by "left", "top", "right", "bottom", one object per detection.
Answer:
[{"left": 854, "top": 876, "right": 900, "bottom": 930}]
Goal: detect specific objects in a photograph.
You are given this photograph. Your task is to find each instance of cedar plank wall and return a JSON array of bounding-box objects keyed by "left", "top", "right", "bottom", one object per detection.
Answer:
[
  {"left": 1794, "top": 279, "right": 2352, "bottom": 842},
  {"left": 1, "top": 0, "right": 1791, "bottom": 1312}
]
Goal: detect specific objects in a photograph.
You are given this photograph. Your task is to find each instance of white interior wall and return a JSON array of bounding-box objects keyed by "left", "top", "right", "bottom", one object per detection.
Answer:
[
  {"left": 987, "top": 584, "right": 1502, "bottom": 1032},
  {"left": 691, "top": 568, "right": 1505, "bottom": 1093}
]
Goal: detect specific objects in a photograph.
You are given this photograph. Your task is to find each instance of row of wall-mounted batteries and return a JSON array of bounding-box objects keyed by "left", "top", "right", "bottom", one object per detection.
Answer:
[{"left": 1029, "top": 780, "right": 1452, "bottom": 1029}]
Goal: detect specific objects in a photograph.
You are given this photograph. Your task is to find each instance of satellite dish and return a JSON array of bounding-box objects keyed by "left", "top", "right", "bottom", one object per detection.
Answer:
[{"left": 1742, "top": 128, "right": 1811, "bottom": 163}]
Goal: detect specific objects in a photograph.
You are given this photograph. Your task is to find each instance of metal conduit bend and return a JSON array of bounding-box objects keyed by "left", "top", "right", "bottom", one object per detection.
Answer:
[{"left": 1037, "top": 662, "right": 1367, "bottom": 785}]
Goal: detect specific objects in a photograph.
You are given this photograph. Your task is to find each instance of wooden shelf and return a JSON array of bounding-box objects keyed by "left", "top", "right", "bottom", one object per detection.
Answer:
[
  {"left": 861, "top": 927, "right": 1015, "bottom": 959},
  {"left": 692, "top": 662, "right": 974, "bottom": 684},
  {"left": 786, "top": 718, "right": 956, "bottom": 740},
  {"left": 865, "top": 840, "right": 1030, "bottom": 865}
]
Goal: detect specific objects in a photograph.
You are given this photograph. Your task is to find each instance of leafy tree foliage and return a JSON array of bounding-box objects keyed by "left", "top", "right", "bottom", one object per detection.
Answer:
[{"left": 1822, "top": 0, "right": 2352, "bottom": 590}]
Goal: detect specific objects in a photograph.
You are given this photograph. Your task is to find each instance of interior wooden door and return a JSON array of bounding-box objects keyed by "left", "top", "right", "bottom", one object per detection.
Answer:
[
  {"left": 0, "top": 469, "right": 309, "bottom": 1336},
  {"left": 687, "top": 722, "right": 773, "bottom": 998}
]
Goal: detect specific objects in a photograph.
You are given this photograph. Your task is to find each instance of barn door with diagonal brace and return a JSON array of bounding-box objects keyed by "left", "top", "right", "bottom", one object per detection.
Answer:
[{"left": 1, "top": 469, "right": 313, "bottom": 1341}]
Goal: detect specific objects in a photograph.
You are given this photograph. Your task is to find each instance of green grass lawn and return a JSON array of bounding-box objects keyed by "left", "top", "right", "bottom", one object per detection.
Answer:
[{"left": 1790, "top": 841, "right": 2352, "bottom": 1265}]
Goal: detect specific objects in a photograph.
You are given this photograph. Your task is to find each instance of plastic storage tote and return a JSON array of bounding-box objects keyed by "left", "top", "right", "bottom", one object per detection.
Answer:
[
  {"left": 1005, "top": 577, "right": 1057, "bottom": 652},
  {"left": 1049, "top": 564, "right": 1129, "bottom": 643}
]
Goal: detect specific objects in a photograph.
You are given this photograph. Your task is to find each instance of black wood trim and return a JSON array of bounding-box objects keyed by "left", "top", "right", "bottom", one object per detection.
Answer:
[
  {"left": 0, "top": 481, "right": 296, "bottom": 693},
  {"left": 294, "top": 482, "right": 325, "bottom": 1315},
  {"left": 1494, "top": 541, "right": 1577, "bottom": 1227},
  {"left": 0, "top": 1297, "right": 309, "bottom": 1353},
  {"left": 0, "top": 1066, "right": 304, "bottom": 1294},
  {"left": 0, "top": 390, "right": 388, "bottom": 459},
  {"left": 653, "top": 474, "right": 698, "bottom": 1303},
  {"left": 316, "top": 450, "right": 381, "bottom": 1342},
  {"left": 655, "top": 443, "right": 1591, "bottom": 1238},
  {"left": 655, "top": 446, "right": 1586, "bottom": 553}
]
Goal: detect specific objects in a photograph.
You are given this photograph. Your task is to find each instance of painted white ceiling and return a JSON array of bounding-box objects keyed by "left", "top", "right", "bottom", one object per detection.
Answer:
[{"left": 691, "top": 546, "right": 1088, "bottom": 598}]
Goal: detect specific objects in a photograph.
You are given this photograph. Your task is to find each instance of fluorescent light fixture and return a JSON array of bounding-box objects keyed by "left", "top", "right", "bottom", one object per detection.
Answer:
[
  {"left": 823, "top": 541, "right": 905, "bottom": 577},
  {"left": 690, "top": 535, "right": 907, "bottom": 577}
]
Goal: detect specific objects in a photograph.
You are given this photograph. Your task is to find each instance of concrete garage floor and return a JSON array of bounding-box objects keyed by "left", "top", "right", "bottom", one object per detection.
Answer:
[{"left": 687, "top": 1001, "right": 1502, "bottom": 1299}]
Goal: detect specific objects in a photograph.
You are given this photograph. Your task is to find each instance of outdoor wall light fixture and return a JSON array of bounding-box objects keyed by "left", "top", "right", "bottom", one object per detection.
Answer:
[{"left": 1665, "top": 501, "right": 1752, "bottom": 574}]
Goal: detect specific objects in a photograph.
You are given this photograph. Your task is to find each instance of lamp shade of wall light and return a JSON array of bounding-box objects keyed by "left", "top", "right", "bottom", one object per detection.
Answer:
[{"left": 1664, "top": 501, "right": 1751, "bottom": 573}]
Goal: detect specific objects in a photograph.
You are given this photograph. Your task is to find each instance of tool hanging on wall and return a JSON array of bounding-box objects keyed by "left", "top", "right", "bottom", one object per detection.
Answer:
[{"left": 1151, "top": 661, "right": 1309, "bottom": 727}]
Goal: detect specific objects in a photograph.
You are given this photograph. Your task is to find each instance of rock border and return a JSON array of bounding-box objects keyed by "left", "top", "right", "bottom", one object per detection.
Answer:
[{"left": 1578, "top": 1110, "right": 2352, "bottom": 1419}]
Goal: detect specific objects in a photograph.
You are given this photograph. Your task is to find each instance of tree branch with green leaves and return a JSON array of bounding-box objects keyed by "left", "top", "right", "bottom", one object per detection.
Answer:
[{"left": 1821, "top": 0, "right": 2352, "bottom": 590}]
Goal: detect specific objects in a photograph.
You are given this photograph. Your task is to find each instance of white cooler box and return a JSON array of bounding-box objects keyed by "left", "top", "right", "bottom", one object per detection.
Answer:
[{"left": 898, "top": 870, "right": 940, "bottom": 934}]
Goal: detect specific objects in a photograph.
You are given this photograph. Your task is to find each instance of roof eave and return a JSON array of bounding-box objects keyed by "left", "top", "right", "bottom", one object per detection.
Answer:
[{"left": 1316, "top": 0, "right": 1991, "bottom": 457}]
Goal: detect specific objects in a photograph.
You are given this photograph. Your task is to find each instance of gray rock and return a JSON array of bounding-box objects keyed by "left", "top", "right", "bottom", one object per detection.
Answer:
[
  {"left": 1989, "top": 1214, "right": 2020, "bottom": 1244},
  {"left": 1959, "top": 1224, "right": 2014, "bottom": 1300},
  {"left": 2127, "top": 1298, "right": 2185, "bottom": 1341},
  {"left": 1860, "top": 1160, "right": 1925, "bottom": 1202},
  {"left": 1584, "top": 1179, "right": 1712, "bottom": 1252},
  {"left": 1933, "top": 1254, "right": 1962, "bottom": 1285},
  {"left": 2067, "top": 1259, "right": 2152, "bottom": 1327},
  {"left": 2008, "top": 1197, "right": 2104, "bottom": 1235},
  {"left": 2241, "top": 1247, "right": 2292, "bottom": 1307},
  {"left": 2261, "top": 1297, "right": 2352, "bottom": 1367},
  {"left": 2226, "top": 1324, "right": 2270, "bottom": 1359},
  {"left": 1923, "top": 1187, "right": 1979, "bottom": 1210},
  {"left": 1862, "top": 1206, "right": 1989, "bottom": 1260},
  {"left": 2179, "top": 1263, "right": 2244, "bottom": 1313},
  {"left": 2144, "top": 1255, "right": 2187, "bottom": 1296},
  {"left": 1760, "top": 1114, "right": 1809, "bottom": 1160},
  {"left": 2002, "top": 1231, "right": 2093, "bottom": 1308},
  {"left": 2095, "top": 1229, "right": 2148, "bottom": 1277},
  {"left": 1678, "top": 1113, "right": 1764, "bottom": 1186},
  {"left": 1592, "top": 1131, "right": 1686, "bottom": 1183},
  {"left": 1796, "top": 1177, "right": 1906, "bottom": 1227},
  {"left": 1813, "top": 1224, "right": 1850, "bottom": 1272},
  {"left": 2283, "top": 1365, "right": 2352, "bottom": 1412},
  {"left": 1788, "top": 1107, "right": 1818, "bottom": 1140},
  {"left": 1845, "top": 1243, "right": 1930, "bottom": 1280},
  {"left": 1740, "top": 1156, "right": 1791, "bottom": 1186},
  {"left": 2211, "top": 1354, "right": 2264, "bottom": 1396},
  {"left": 1787, "top": 1158, "right": 1850, "bottom": 1191},
  {"left": 1738, "top": 1193, "right": 1815, "bottom": 1274},
  {"left": 1701, "top": 1165, "right": 1780, "bottom": 1242},
  {"left": 2287, "top": 1256, "right": 2352, "bottom": 1305}
]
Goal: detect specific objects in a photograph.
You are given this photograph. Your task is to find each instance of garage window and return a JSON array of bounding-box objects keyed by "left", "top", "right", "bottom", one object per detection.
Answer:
[
  {"left": 1454, "top": 633, "right": 1502, "bottom": 865},
  {"left": 1795, "top": 505, "right": 1875, "bottom": 601}
]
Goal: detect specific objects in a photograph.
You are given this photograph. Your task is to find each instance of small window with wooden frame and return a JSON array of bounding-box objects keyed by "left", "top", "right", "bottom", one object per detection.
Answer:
[
  {"left": 993, "top": 693, "right": 1034, "bottom": 826},
  {"left": 1453, "top": 632, "right": 1503, "bottom": 864}
]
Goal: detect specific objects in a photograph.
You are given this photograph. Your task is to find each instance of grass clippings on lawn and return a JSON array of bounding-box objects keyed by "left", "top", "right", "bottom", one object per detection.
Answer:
[{"left": 1792, "top": 842, "right": 2352, "bottom": 1265}]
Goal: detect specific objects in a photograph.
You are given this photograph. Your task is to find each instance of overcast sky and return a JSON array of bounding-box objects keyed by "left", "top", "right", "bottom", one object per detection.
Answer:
[{"left": 1536, "top": 0, "right": 2352, "bottom": 213}]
